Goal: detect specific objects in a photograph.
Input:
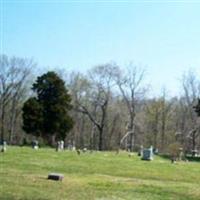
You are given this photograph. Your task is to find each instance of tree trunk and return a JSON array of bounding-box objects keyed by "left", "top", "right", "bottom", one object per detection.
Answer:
[
  {"left": 1, "top": 103, "right": 5, "bottom": 142},
  {"left": 98, "top": 127, "right": 103, "bottom": 151}
]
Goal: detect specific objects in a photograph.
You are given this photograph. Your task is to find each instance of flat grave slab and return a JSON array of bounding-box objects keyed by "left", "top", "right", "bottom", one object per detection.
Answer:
[{"left": 48, "top": 173, "right": 64, "bottom": 181}]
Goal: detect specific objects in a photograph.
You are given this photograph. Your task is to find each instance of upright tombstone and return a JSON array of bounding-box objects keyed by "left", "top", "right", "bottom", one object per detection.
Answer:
[
  {"left": 82, "top": 148, "right": 87, "bottom": 153},
  {"left": 56, "top": 140, "right": 64, "bottom": 151},
  {"left": 1, "top": 141, "right": 7, "bottom": 152},
  {"left": 68, "top": 144, "right": 72, "bottom": 151},
  {"left": 141, "top": 146, "right": 154, "bottom": 161},
  {"left": 153, "top": 148, "right": 159, "bottom": 155},
  {"left": 60, "top": 140, "right": 64, "bottom": 150},
  {"left": 56, "top": 141, "right": 61, "bottom": 151},
  {"left": 72, "top": 145, "right": 76, "bottom": 151},
  {"left": 32, "top": 140, "right": 39, "bottom": 150},
  {"left": 191, "top": 149, "right": 198, "bottom": 157}
]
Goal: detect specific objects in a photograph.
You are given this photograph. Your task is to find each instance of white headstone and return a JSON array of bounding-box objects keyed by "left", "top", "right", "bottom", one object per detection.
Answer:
[
  {"left": 60, "top": 140, "right": 64, "bottom": 150},
  {"left": 1, "top": 141, "right": 7, "bottom": 152},
  {"left": 32, "top": 140, "right": 39, "bottom": 150}
]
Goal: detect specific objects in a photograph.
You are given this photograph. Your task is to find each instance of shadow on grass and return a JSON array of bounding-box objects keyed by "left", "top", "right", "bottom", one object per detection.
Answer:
[
  {"left": 37, "top": 176, "right": 48, "bottom": 181},
  {"left": 158, "top": 154, "right": 171, "bottom": 160},
  {"left": 159, "top": 154, "right": 200, "bottom": 162},
  {"left": 185, "top": 156, "right": 200, "bottom": 162}
]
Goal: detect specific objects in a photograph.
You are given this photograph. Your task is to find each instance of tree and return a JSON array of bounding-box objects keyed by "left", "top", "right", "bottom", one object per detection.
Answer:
[
  {"left": 22, "top": 97, "right": 43, "bottom": 136},
  {"left": 22, "top": 71, "right": 74, "bottom": 144},
  {"left": 115, "top": 64, "right": 147, "bottom": 151},
  {"left": 71, "top": 64, "right": 117, "bottom": 150},
  {"left": 181, "top": 71, "right": 200, "bottom": 152},
  {"left": 145, "top": 98, "right": 161, "bottom": 149},
  {"left": 0, "top": 55, "right": 33, "bottom": 143}
]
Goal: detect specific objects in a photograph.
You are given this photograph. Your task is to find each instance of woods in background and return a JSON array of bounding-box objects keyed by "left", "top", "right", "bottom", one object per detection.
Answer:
[{"left": 0, "top": 54, "right": 200, "bottom": 154}]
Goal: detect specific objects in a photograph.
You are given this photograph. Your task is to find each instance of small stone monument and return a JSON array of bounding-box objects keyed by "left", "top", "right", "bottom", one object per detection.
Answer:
[
  {"left": 56, "top": 141, "right": 61, "bottom": 151},
  {"left": 153, "top": 148, "right": 159, "bottom": 155},
  {"left": 56, "top": 140, "right": 64, "bottom": 151},
  {"left": 32, "top": 140, "right": 39, "bottom": 150},
  {"left": 72, "top": 146, "right": 76, "bottom": 151},
  {"left": 60, "top": 140, "right": 64, "bottom": 150},
  {"left": 191, "top": 149, "right": 198, "bottom": 157},
  {"left": 48, "top": 173, "right": 64, "bottom": 181},
  {"left": 141, "top": 146, "right": 154, "bottom": 161},
  {"left": 1, "top": 141, "right": 7, "bottom": 152}
]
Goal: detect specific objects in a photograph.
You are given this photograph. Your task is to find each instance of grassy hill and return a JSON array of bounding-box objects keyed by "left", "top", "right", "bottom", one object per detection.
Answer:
[{"left": 1, "top": 147, "right": 200, "bottom": 200}]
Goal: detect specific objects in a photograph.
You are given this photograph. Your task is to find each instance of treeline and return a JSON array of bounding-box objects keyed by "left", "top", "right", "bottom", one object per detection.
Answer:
[{"left": 0, "top": 55, "right": 200, "bottom": 153}]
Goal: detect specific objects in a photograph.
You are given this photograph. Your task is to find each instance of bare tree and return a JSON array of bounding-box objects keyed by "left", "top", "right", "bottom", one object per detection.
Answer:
[
  {"left": 115, "top": 64, "right": 147, "bottom": 151},
  {"left": 70, "top": 64, "right": 117, "bottom": 150},
  {"left": 181, "top": 70, "right": 200, "bottom": 152},
  {"left": 145, "top": 98, "right": 160, "bottom": 149},
  {"left": 0, "top": 55, "right": 34, "bottom": 143}
]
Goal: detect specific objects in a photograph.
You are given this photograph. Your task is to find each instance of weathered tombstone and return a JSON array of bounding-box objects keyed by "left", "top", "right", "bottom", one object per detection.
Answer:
[
  {"left": 32, "top": 140, "right": 39, "bottom": 150},
  {"left": 82, "top": 148, "right": 87, "bottom": 153},
  {"left": 178, "top": 148, "right": 184, "bottom": 161},
  {"left": 72, "top": 146, "right": 76, "bottom": 151},
  {"left": 60, "top": 140, "right": 64, "bottom": 150},
  {"left": 48, "top": 173, "right": 64, "bottom": 181},
  {"left": 68, "top": 144, "right": 72, "bottom": 150},
  {"left": 1, "top": 141, "right": 7, "bottom": 152},
  {"left": 56, "top": 141, "right": 61, "bottom": 151},
  {"left": 141, "top": 146, "right": 154, "bottom": 161},
  {"left": 191, "top": 149, "right": 198, "bottom": 157},
  {"left": 153, "top": 148, "right": 159, "bottom": 155}
]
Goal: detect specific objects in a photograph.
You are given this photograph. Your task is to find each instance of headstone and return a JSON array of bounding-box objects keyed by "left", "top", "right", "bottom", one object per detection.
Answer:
[
  {"left": 141, "top": 146, "right": 154, "bottom": 161},
  {"left": 1, "top": 141, "right": 7, "bottom": 152},
  {"left": 178, "top": 148, "right": 184, "bottom": 161},
  {"left": 60, "top": 140, "right": 64, "bottom": 150},
  {"left": 32, "top": 140, "right": 39, "bottom": 150},
  {"left": 56, "top": 141, "right": 61, "bottom": 151},
  {"left": 153, "top": 148, "right": 158, "bottom": 155},
  {"left": 72, "top": 146, "right": 76, "bottom": 151},
  {"left": 191, "top": 149, "right": 198, "bottom": 157},
  {"left": 48, "top": 173, "right": 64, "bottom": 181},
  {"left": 68, "top": 144, "right": 72, "bottom": 150},
  {"left": 56, "top": 140, "right": 64, "bottom": 151}
]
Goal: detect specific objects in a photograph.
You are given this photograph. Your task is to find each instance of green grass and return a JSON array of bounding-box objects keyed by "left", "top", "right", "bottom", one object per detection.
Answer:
[{"left": 1, "top": 147, "right": 200, "bottom": 200}]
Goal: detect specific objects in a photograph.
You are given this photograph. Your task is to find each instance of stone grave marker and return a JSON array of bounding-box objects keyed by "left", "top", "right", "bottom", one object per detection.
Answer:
[
  {"left": 56, "top": 140, "right": 64, "bottom": 151},
  {"left": 141, "top": 146, "right": 154, "bottom": 161},
  {"left": 48, "top": 173, "right": 64, "bottom": 181},
  {"left": 1, "top": 141, "right": 7, "bottom": 152},
  {"left": 56, "top": 141, "right": 61, "bottom": 151},
  {"left": 60, "top": 140, "right": 64, "bottom": 150},
  {"left": 32, "top": 140, "right": 39, "bottom": 150}
]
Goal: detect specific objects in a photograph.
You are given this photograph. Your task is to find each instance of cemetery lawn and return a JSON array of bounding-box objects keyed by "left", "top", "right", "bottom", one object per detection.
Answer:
[{"left": 1, "top": 147, "right": 200, "bottom": 200}]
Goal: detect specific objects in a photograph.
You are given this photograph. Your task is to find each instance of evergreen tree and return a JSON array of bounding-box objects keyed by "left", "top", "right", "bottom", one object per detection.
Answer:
[
  {"left": 22, "top": 97, "right": 43, "bottom": 136},
  {"left": 22, "top": 71, "right": 74, "bottom": 143}
]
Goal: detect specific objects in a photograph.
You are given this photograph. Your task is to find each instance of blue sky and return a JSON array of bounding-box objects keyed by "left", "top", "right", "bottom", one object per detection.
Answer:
[{"left": 1, "top": 1, "right": 200, "bottom": 96}]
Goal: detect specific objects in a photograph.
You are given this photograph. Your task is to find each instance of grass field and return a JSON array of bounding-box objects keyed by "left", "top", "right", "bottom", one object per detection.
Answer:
[{"left": 0, "top": 147, "right": 200, "bottom": 200}]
